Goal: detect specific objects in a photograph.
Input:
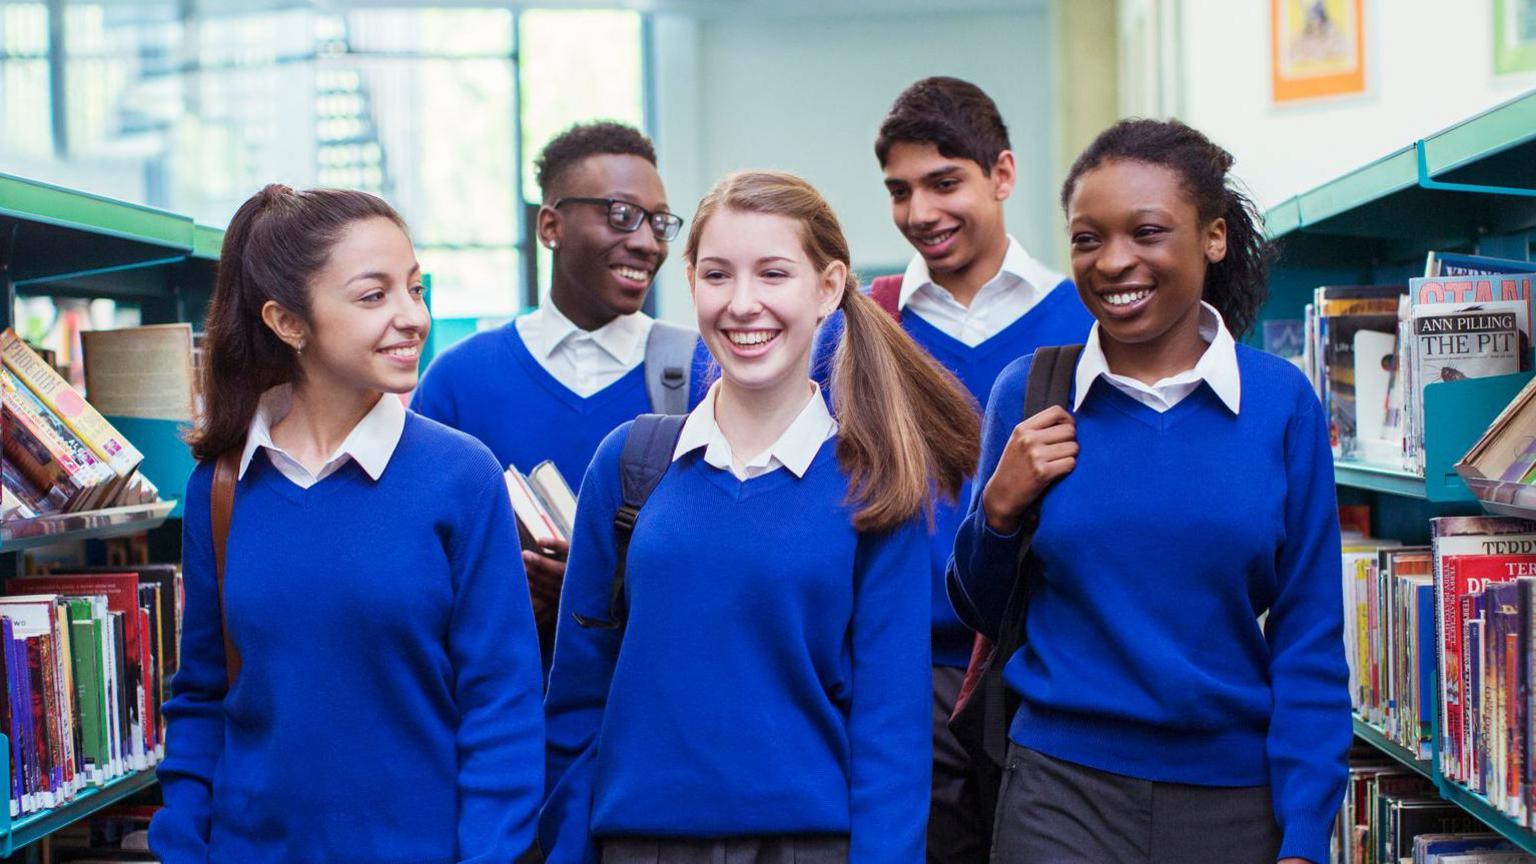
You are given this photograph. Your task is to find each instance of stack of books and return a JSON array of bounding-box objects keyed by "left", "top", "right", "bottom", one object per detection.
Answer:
[
  {"left": 1432, "top": 516, "right": 1536, "bottom": 824},
  {"left": 1335, "top": 747, "right": 1486, "bottom": 864},
  {"left": 2, "top": 329, "right": 158, "bottom": 520},
  {"left": 1302, "top": 253, "right": 1535, "bottom": 474},
  {"left": 1342, "top": 524, "right": 1435, "bottom": 761},
  {"left": 0, "top": 566, "right": 182, "bottom": 818}
]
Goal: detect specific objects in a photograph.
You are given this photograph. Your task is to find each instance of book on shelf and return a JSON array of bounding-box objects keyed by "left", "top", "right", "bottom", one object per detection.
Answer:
[
  {"left": 1, "top": 329, "right": 144, "bottom": 503},
  {"left": 2, "top": 328, "right": 167, "bottom": 519},
  {"left": 1428, "top": 515, "right": 1536, "bottom": 826},
  {"left": 80, "top": 324, "right": 197, "bottom": 423},
  {"left": 1427, "top": 250, "right": 1536, "bottom": 280},
  {"left": 1457, "top": 376, "right": 1536, "bottom": 512},
  {"left": 0, "top": 565, "right": 183, "bottom": 818},
  {"left": 1306, "top": 285, "right": 1407, "bottom": 464}
]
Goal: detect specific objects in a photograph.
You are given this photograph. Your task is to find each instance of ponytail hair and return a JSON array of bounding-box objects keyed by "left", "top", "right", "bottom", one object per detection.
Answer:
[
  {"left": 187, "top": 184, "right": 407, "bottom": 462},
  {"left": 684, "top": 170, "right": 979, "bottom": 532},
  {"left": 1060, "top": 118, "right": 1274, "bottom": 339}
]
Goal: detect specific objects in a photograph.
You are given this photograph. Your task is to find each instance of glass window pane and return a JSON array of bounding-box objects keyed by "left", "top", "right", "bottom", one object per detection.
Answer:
[{"left": 518, "top": 9, "right": 644, "bottom": 203}]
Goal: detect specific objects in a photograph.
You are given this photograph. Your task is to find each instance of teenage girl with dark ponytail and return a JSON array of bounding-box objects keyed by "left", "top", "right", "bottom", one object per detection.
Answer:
[
  {"left": 149, "top": 185, "right": 543, "bottom": 863},
  {"left": 950, "top": 119, "right": 1351, "bottom": 864},
  {"left": 542, "top": 170, "right": 979, "bottom": 864}
]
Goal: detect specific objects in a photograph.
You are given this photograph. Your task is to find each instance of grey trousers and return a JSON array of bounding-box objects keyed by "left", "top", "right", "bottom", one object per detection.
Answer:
[
  {"left": 601, "top": 836, "right": 849, "bottom": 864},
  {"left": 990, "top": 743, "right": 1282, "bottom": 864},
  {"left": 930, "top": 666, "right": 989, "bottom": 864}
]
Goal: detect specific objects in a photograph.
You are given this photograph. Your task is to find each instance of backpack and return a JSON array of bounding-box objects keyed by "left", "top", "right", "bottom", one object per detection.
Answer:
[
  {"left": 643, "top": 321, "right": 696, "bottom": 416},
  {"left": 571, "top": 413, "right": 687, "bottom": 631},
  {"left": 868, "top": 274, "right": 903, "bottom": 322},
  {"left": 946, "top": 343, "right": 1082, "bottom": 825}
]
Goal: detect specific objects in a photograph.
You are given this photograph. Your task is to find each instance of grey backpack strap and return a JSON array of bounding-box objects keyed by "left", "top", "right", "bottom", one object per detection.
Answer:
[
  {"left": 572, "top": 413, "right": 687, "bottom": 631},
  {"left": 643, "top": 321, "right": 697, "bottom": 415}
]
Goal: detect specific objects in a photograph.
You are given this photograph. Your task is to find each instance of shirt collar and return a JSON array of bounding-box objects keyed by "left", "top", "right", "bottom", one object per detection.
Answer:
[
  {"left": 239, "top": 384, "right": 407, "bottom": 480},
  {"left": 898, "top": 234, "right": 1063, "bottom": 310},
  {"left": 673, "top": 380, "right": 837, "bottom": 478},
  {"left": 523, "top": 301, "right": 652, "bottom": 365},
  {"left": 1072, "top": 301, "right": 1242, "bottom": 414}
]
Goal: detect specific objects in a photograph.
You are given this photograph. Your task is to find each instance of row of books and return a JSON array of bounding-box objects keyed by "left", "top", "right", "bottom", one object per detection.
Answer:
[
  {"left": 2, "top": 328, "right": 159, "bottom": 519},
  {"left": 0, "top": 565, "right": 182, "bottom": 819},
  {"left": 51, "top": 801, "right": 160, "bottom": 861},
  {"left": 1334, "top": 746, "right": 1535, "bottom": 863},
  {"left": 1344, "top": 513, "right": 1536, "bottom": 826},
  {"left": 1303, "top": 251, "right": 1535, "bottom": 474}
]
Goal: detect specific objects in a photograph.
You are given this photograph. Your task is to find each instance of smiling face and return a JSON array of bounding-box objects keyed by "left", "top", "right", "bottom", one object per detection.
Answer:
[
  {"left": 292, "top": 216, "right": 430, "bottom": 395},
  {"left": 1066, "top": 158, "right": 1226, "bottom": 364},
  {"left": 542, "top": 153, "right": 670, "bottom": 329},
  {"left": 688, "top": 208, "right": 844, "bottom": 401},
  {"left": 882, "top": 140, "right": 1012, "bottom": 282}
]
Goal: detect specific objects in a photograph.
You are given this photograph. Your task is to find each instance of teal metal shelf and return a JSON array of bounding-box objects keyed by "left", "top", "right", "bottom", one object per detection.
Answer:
[
  {"left": 0, "top": 501, "right": 176, "bottom": 553},
  {"left": 192, "top": 224, "right": 225, "bottom": 261},
  {"left": 1436, "top": 779, "right": 1536, "bottom": 857},
  {"left": 1352, "top": 715, "right": 1432, "bottom": 780},
  {"left": 0, "top": 769, "right": 157, "bottom": 855},
  {"left": 1266, "top": 89, "right": 1536, "bottom": 244},
  {"left": 1335, "top": 462, "right": 1427, "bottom": 499},
  {"left": 0, "top": 173, "right": 194, "bottom": 288}
]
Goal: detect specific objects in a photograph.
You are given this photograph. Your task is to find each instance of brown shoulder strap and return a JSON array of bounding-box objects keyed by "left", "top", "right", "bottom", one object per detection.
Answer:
[
  {"left": 211, "top": 448, "right": 242, "bottom": 686},
  {"left": 869, "top": 275, "right": 903, "bottom": 322}
]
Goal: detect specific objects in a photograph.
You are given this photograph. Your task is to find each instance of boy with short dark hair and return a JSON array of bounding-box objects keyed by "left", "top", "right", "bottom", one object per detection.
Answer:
[
  {"left": 818, "top": 77, "right": 1093, "bottom": 863},
  {"left": 413, "top": 121, "right": 706, "bottom": 661}
]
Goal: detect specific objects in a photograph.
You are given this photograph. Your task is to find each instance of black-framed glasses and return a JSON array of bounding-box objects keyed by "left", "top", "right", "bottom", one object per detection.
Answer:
[{"left": 553, "top": 197, "right": 684, "bottom": 242}]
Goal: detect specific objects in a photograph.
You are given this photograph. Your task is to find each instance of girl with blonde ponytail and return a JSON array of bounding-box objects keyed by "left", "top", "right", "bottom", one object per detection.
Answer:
[{"left": 543, "top": 170, "right": 978, "bottom": 864}]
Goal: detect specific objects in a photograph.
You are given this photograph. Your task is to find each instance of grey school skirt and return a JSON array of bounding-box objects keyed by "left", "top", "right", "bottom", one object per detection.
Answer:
[
  {"left": 601, "top": 836, "right": 850, "bottom": 864},
  {"left": 990, "top": 742, "right": 1282, "bottom": 864}
]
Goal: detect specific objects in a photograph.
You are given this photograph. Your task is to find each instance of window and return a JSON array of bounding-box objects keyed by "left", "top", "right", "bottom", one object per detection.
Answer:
[{"left": 0, "top": 4, "right": 648, "bottom": 321}]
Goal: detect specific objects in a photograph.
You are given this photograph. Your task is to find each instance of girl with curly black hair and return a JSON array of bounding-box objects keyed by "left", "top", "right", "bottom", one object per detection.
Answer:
[{"left": 949, "top": 119, "right": 1351, "bottom": 864}]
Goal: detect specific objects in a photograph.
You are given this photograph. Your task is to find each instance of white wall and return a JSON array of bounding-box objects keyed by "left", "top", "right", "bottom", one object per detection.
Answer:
[
  {"left": 649, "top": 8, "right": 1056, "bottom": 323},
  {"left": 1175, "top": 0, "right": 1536, "bottom": 213}
]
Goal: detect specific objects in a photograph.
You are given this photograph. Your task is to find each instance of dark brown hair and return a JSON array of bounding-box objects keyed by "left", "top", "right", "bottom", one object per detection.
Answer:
[
  {"left": 187, "top": 184, "right": 406, "bottom": 462},
  {"left": 684, "top": 170, "right": 980, "bottom": 532},
  {"left": 875, "top": 76, "right": 1011, "bottom": 174},
  {"left": 1060, "top": 118, "right": 1273, "bottom": 338},
  {"left": 534, "top": 121, "right": 657, "bottom": 202}
]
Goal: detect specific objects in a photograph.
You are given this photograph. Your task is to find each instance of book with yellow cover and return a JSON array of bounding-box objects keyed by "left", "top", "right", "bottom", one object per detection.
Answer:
[{"left": 1, "top": 330, "right": 143, "bottom": 500}]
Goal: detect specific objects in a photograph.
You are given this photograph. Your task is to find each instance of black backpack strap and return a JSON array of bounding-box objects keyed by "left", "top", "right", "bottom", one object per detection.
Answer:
[
  {"left": 573, "top": 413, "right": 687, "bottom": 630},
  {"left": 977, "top": 344, "right": 1083, "bottom": 768}
]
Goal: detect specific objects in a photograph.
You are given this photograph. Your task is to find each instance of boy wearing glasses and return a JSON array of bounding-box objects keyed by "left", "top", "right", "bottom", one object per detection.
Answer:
[{"left": 413, "top": 121, "right": 705, "bottom": 661}]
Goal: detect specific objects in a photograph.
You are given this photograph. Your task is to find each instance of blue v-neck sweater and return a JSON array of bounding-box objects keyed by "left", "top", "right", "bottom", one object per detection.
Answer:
[
  {"left": 812, "top": 283, "right": 1093, "bottom": 667},
  {"left": 149, "top": 415, "right": 544, "bottom": 864},
  {"left": 948, "top": 346, "right": 1351, "bottom": 864},
  {"left": 541, "top": 425, "right": 932, "bottom": 864},
  {"left": 412, "top": 321, "right": 710, "bottom": 484}
]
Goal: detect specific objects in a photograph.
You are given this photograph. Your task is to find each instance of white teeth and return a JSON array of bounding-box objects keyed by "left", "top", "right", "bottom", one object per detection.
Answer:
[
  {"left": 917, "top": 229, "right": 957, "bottom": 247},
  {"left": 726, "top": 330, "right": 777, "bottom": 346},
  {"left": 381, "top": 345, "right": 419, "bottom": 358},
  {"left": 613, "top": 265, "right": 650, "bottom": 282},
  {"left": 1103, "top": 289, "right": 1152, "bottom": 307}
]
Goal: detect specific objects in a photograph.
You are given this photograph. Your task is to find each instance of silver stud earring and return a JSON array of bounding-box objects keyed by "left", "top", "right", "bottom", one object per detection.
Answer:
[{"left": 295, "top": 342, "right": 305, "bottom": 358}]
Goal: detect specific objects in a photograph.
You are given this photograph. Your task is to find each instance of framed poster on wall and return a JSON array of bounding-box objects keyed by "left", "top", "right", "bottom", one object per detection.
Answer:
[
  {"left": 1271, "top": 0, "right": 1366, "bottom": 102},
  {"left": 1494, "top": 0, "right": 1536, "bottom": 75}
]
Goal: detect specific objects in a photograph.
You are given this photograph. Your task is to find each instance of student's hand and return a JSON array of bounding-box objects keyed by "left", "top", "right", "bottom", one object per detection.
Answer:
[
  {"left": 1277, "top": 859, "right": 1311, "bottom": 864},
  {"left": 980, "top": 405, "right": 1078, "bottom": 536},
  {"left": 523, "top": 538, "right": 568, "bottom": 633}
]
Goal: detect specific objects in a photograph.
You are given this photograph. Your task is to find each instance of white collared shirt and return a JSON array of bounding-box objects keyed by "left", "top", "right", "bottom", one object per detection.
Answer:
[
  {"left": 514, "top": 301, "right": 654, "bottom": 397},
  {"left": 1073, "top": 301, "right": 1242, "bottom": 414},
  {"left": 899, "top": 234, "right": 1067, "bottom": 347},
  {"left": 240, "top": 384, "right": 407, "bottom": 488},
  {"left": 673, "top": 380, "right": 837, "bottom": 481}
]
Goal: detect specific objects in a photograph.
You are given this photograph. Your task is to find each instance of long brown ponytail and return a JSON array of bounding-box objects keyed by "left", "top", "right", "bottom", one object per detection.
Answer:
[
  {"left": 187, "top": 184, "right": 406, "bottom": 462},
  {"left": 685, "top": 170, "right": 979, "bottom": 532}
]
